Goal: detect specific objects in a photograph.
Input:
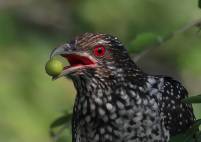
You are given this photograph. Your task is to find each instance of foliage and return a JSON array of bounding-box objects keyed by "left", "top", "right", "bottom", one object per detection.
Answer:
[
  {"left": 199, "top": 0, "right": 201, "bottom": 9},
  {"left": 50, "top": 111, "right": 72, "bottom": 142},
  {"left": 170, "top": 119, "right": 201, "bottom": 142},
  {"left": 182, "top": 95, "right": 201, "bottom": 104},
  {"left": 128, "top": 32, "right": 161, "bottom": 53}
]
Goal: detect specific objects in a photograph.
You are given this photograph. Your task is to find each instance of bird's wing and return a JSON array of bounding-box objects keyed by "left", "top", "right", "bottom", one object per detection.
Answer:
[{"left": 147, "top": 76, "right": 195, "bottom": 136}]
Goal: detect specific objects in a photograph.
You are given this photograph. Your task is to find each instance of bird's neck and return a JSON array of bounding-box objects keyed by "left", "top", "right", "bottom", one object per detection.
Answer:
[
  {"left": 71, "top": 66, "right": 145, "bottom": 119},
  {"left": 71, "top": 58, "right": 145, "bottom": 125},
  {"left": 72, "top": 76, "right": 114, "bottom": 127},
  {"left": 73, "top": 74, "right": 114, "bottom": 98},
  {"left": 71, "top": 70, "right": 148, "bottom": 142},
  {"left": 72, "top": 60, "right": 145, "bottom": 98}
]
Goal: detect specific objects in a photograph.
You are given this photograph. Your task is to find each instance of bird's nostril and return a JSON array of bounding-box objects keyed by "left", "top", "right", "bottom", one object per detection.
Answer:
[{"left": 69, "top": 40, "right": 76, "bottom": 49}]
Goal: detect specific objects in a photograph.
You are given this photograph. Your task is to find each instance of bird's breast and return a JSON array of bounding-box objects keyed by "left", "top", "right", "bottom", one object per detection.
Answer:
[{"left": 72, "top": 88, "right": 169, "bottom": 142}]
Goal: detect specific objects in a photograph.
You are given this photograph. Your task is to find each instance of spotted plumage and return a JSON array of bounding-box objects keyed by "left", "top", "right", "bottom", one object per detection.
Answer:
[{"left": 50, "top": 33, "right": 195, "bottom": 142}]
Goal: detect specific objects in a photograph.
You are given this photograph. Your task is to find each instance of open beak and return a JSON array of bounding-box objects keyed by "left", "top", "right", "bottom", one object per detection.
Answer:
[{"left": 50, "top": 43, "right": 97, "bottom": 79}]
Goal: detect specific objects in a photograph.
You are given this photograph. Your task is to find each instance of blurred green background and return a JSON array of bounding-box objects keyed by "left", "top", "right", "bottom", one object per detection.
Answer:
[{"left": 0, "top": 0, "right": 201, "bottom": 142}]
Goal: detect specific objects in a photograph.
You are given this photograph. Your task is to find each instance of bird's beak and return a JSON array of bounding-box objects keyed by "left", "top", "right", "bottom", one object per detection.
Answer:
[
  {"left": 50, "top": 43, "right": 75, "bottom": 59},
  {"left": 50, "top": 43, "right": 97, "bottom": 79}
]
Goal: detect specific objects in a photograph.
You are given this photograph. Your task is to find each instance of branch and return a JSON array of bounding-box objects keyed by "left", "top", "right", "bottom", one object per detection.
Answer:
[{"left": 133, "top": 18, "right": 201, "bottom": 62}]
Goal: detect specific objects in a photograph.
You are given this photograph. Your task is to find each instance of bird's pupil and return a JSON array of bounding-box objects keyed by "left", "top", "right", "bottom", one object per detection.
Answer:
[
  {"left": 93, "top": 45, "right": 106, "bottom": 57},
  {"left": 97, "top": 48, "right": 102, "bottom": 54}
]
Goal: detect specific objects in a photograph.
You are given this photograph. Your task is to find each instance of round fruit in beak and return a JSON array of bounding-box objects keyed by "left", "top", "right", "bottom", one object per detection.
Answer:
[{"left": 45, "top": 59, "right": 63, "bottom": 77}]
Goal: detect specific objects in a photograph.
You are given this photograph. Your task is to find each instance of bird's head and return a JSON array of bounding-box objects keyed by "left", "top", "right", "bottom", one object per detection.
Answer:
[{"left": 50, "top": 33, "right": 137, "bottom": 80}]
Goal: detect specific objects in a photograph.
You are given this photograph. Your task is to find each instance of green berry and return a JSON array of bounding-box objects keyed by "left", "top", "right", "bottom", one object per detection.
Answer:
[{"left": 45, "top": 59, "right": 63, "bottom": 77}]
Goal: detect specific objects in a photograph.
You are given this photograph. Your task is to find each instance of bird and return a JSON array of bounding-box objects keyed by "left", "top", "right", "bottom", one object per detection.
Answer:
[{"left": 50, "top": 33, "right": 195, "bottom": 142}]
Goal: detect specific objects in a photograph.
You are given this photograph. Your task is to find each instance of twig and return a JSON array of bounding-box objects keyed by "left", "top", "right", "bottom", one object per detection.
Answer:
[
  {"left": 133, "top": 46, "right": 154, "bottom": 62},
  {"left": 133, "top": 18, "right": 201, "bottom": 62}
]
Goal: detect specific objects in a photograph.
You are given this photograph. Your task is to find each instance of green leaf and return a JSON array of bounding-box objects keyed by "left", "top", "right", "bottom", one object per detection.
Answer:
[
  {"left": 128, "top": 32, "right": 161, "bottom": 53},
  {"left": 49, "top": 112, "right": 73, "bottom": 141},
  {"left": 196, "top": 131, "right": 201, "bottom": 141},
  {"left": 170, "top": 119, "right": 201, "bottom": 142},
  {"left": 189, "top": 119, "right": 201, "bottom": 131},
  {"left": 199, "top": 0, "right": 201, "bottom": 9},
  {"left": 50, "top": 115, "right": 72, "bottom": 130},
  {"left": 169, "top": 133, "right": 187, "bottom": 142},
  {"left": 182, "top": 94, "right": 201, "bottom": 104},
  {"left": 50, "top": 113, "right": 72, "bottom": 129}
]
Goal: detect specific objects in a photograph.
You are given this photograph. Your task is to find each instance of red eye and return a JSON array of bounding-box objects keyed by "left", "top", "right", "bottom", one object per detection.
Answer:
[{"left": 93, "top": 45, "right": 106, "bottom": 57}]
